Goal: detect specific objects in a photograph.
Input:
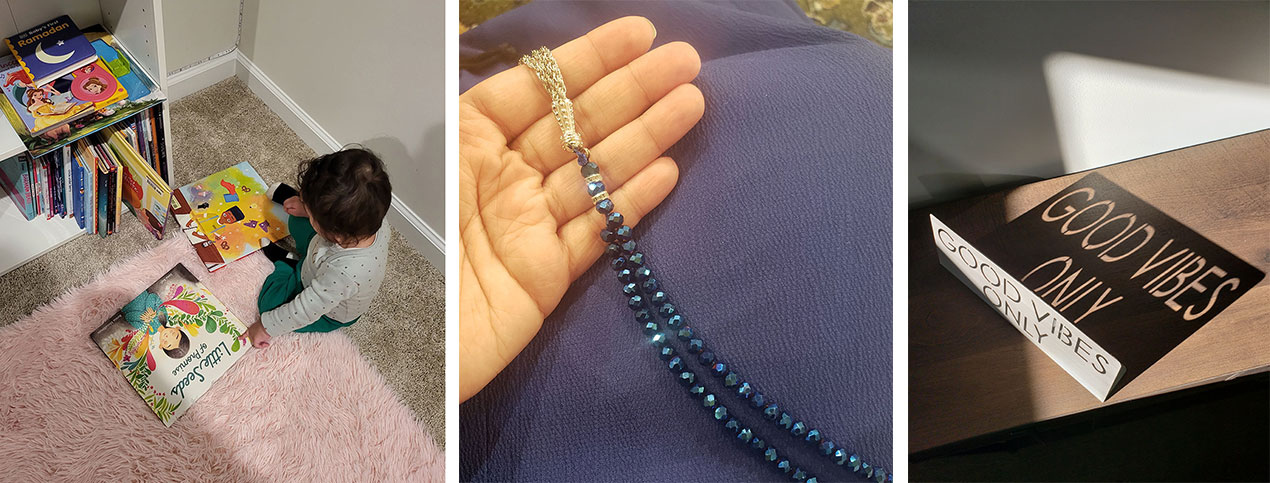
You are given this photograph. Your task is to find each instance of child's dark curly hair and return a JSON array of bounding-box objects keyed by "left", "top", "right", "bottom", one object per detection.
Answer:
[{"left": 297, "top": 147, "right": 392, "bottom": 244}]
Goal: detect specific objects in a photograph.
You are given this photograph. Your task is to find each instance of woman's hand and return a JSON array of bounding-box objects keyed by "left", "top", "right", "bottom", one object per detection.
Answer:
[{"left": 459, "top": 17, "right": 704, "bottom": 401}]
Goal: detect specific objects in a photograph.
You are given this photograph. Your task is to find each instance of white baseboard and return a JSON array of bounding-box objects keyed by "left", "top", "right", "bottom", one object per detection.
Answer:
[
  {"left": 167, "top": 49, "right": 445, "bottom": 268},
  {"left": 167, "top": 51, "right": 239, "bottom": 101}
]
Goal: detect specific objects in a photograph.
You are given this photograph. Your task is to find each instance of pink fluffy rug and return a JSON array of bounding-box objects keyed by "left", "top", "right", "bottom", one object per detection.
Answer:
[{"left": 0, "top": 237, "right": 443, "bottom": 481}]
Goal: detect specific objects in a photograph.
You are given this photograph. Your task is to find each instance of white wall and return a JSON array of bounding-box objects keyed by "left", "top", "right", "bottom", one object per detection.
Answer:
[
  {"left": 238, "top": 0, "right": 444, "bottom": 250},
  {"left": 161, "top": 0, "right": 239, "bottom": 72},
  {"left": 910, "top": 0, "right": 1270, "bottom": 206}
]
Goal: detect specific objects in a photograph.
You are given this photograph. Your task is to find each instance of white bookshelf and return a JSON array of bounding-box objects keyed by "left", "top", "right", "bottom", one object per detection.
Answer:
[{"left": 0, "top": 0, "right": 170, "bottom": 277}]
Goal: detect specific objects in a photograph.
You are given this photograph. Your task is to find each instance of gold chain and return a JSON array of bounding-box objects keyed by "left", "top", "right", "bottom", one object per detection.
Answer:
[{"left": 520, "top": 47, "right": 586, "bottom": 153}]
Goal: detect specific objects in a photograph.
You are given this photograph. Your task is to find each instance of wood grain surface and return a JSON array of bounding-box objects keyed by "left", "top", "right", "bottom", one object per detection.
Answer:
[{"left": 908, "top": 130, "right": 1270, "bottom": 453}]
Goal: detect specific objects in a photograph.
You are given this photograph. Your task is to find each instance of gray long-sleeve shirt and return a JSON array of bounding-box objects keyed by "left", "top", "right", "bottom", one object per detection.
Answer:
[{"left": 260, "top": 222, "right": 389, "bottom": 335}]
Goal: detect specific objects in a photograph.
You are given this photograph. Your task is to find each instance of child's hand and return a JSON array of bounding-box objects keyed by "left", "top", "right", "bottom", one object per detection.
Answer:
[
  {"left": 240, "top": 322, "right": 272, "bottom": 349},
  {"left": 282, "top": 196, "right": 308, "bottom": 218}
]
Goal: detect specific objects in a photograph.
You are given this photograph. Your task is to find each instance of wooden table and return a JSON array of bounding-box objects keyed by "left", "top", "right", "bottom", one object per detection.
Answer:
[{"left": 908, "top": 129, "right": 1270, "bottom": 453}]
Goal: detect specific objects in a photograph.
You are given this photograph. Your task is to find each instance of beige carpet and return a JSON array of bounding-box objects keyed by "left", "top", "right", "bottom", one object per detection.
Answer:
[{"left": 0, "top": 78, "right": 446, "bottom": 448}]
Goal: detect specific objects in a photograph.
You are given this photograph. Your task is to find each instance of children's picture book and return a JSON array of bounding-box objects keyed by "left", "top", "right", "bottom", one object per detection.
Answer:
[
  {"left": 171, "top": 161, "right": 289, "bottom": 272},
  {"left": 106, "top": 128, "right": 170, "bottom": 239},
  {"left": 0, "top": 55, "right": 96, "bottom": 137},
  {"left": 4, "top": 15, "right": 97, "bottom": 87},
  {"left": 90, "top": 264, "right": 249, "bottom": 427}
]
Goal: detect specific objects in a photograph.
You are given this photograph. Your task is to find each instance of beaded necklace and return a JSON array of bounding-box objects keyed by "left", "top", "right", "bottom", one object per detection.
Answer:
[{"left": 521, "top": 47, "right": 890, "bottom": 483}]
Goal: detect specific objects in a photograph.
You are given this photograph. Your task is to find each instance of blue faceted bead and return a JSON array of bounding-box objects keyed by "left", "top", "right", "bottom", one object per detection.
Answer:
[
  {"left": 595, "top": 198, "right": 613, "bottom": 214},
  {"left": 687, "top": 339, "right": 704, "bottom": 354},
  {"left": 666, "top": 314, "right": 684, "bottom": 329},
  {"left": 627, "top": 295, "right": 644, "bottom": 309},
  {"left": 643, "top": 322, "right": 659, "bottom": 335},
  {"left": 605, "top": 243, "right": 622, "bottom": 258},
  {"left": 634, "top": 309, "right": 653, "bottom": 323},
  {"left": 600, "top": 229, "right": 616, "bottom": 243},
  {"left": 574, "top": 148, "right": 590, "bottom": 166},
  {"left": 862, "top": 462, "right": 873, "bottom": 478},
  {"left": 805, "top": 429, "right": 822, "bottom": 444},
  {"left": 657, "top": 303, "right": 676, "bottom": 317},
  {"left": 667, "top": 356, "right": 683, "bottom": 371},
  {"left": 765, "top": 405, "right": 782, "bottom": 421},
  {"left": 586, "top": 181, "right": 606, "bottom": 196},
  {"left": 833, "top": 449, "right": 849, "bottom": 465},
  {"left": 659, "top": 346, "right": 676, "bottom": 360},
  {"left": 737, "top": 382, "right": 754, "bottom": 399},
  {"left": 713, "top": 406, "right": 728, "bottom": 421},
  {"left": 650, "top": 332, "right": 667, "bottom": 346},
  {"left": 616, "top": 225, "right": 633, "bottom": 241},
  {"left": 791, "top": 422, "right": 808, "bottom": 437},
  {"left": 635, "top": 267, "right": 652, "bottom": 281},
  {"left": 724, "top": 418, "right": 741, "bottom": 433},
  {"left": 626, "top": 252, "right": 645, "bottom": 268},
  {"left": 848, "top": 454, "right": 862, "bottom": 472},
  {"left": 698, "top": 350, "right": 715, "bottom": 365},
  {"left": 723, "top": 372, "right": 739, "bottom": 387},
  {"left": 751, "top": 392, "right": 766, "bottom": 408},
  {"left": 737, "top": 428, "right": 752, "bottom": 443},
  {"left": 777, "top": 412, "right": 793, "bottom": 429},
  {"left": 678, "top": 371, "right": 695, "bottom": 386},
  {"left": 874, "top": 468, "right": 887, "bottom": 483},
  {"left": 819, "top": 440, "right": 836, "bottom": 456},
  {"left": 711, "top": 362, "right": 727, "bottom": 376},
  {"left": 650, "top": 291, "right": 669, "bottom": 305},
  {"left": 792, "top": 468, "right": 808, "bottom": 481},
  {"left": 688, "top": 384, "right": 706, "bottom": 397},
  {"left": 703, "top": 394, "right": 716, "bottom": 408},
  {"left": 677, "top": 327, "right": 694, "bottom": 341},
  {"left": 606, "top": 212, "right": 624, "bottom": 230},
  {"left": 806, "top": 478, "right": 817, "bottom": 483},
  {"left": 610, "top": 256, "right": 626, "bottom": 271},
  {"left": 764, "top": 448, "right": 778, "bottom": 462},
  {"left": 622, "top": 283, "right": 638, "bottom": 296},
  {"left": 777, "top": 460, "right": 793, "bottom": 475},
  {"left": 580, "top": 160, "right": 599, "bottom": 177},
  {"left": 621, "top": 240, "right": 637, "bottom": 254},
  {"left": 617, "top": 269, "right": 634, "bottom": 283},
  {"left": 641, "top": 277, "right": 659, "bottom": 292},
  {"left": 750, "top": 437, "right": 766, "bottom": 450}
]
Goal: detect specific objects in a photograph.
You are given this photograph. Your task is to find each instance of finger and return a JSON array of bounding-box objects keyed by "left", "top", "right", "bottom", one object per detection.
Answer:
[
  {"left": 543, "top": 83, "right": 703, "bottom": 224},
  {"left": 462, "top": 16, "right": 657, "bottom": 142},
  {"left": 511, "top": 41, "right": 701, "bottom": 173},
  {"left": 559, "top": 156, "right": 679, "bottom": 279}
]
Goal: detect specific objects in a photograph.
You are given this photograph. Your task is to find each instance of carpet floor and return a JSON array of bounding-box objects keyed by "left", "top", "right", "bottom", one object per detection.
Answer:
[
  {"left": 0, "top": 78, "right": 446, "bottom": 447},
  {"left": 0, "top": 236, "right": 443, "bottom": 481}
]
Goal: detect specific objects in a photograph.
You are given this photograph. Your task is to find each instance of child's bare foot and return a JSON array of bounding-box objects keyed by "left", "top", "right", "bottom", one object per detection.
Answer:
[{"left": 282, "top": 196, "right": 308, "bottom": 217}]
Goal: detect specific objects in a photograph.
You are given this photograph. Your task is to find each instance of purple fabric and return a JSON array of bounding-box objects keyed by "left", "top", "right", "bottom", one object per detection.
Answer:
[{"left": 460, "top": 1, "right": 893, "bottom": 481}]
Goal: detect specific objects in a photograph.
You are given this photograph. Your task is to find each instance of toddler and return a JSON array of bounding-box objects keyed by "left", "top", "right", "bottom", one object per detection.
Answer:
[{"left": 241, "top": 148, "right": 393, "bottom": 348}]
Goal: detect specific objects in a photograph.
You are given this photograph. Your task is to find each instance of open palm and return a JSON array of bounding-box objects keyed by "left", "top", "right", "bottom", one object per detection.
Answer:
[{"left": 460, "top": 17, "right": 704, "bottom": 401}]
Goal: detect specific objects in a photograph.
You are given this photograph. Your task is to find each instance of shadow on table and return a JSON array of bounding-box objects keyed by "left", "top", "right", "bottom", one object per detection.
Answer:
[{"left": 910, "top": 372, "right": 1270, "bottom": 482}]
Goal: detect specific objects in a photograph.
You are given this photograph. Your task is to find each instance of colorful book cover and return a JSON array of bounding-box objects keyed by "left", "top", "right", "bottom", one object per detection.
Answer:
[
  {"left": 90, "top": 264, "right": 249, "bottom": 427},
  {"left": 87, "top": 37, "right": 149, "bottom": 102},
  {"left": 0, "top": 56, "right": 95, "bottom": 137},
  {"left": 4, "top": 16, "right": 97, "bottom": 87},
  {"left": 170, "top": 162, "right": 289, "bottom": 272},
  {"left": 108, "top": 128, "right": 170, "bottom": 239}
]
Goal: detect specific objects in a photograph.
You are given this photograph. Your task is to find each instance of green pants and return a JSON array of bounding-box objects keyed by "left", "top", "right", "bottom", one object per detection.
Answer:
[{"left": 257, "top": 215, "right": 359, "bottom": 333}]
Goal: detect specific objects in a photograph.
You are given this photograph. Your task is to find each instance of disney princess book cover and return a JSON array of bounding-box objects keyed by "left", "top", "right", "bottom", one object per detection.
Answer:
[{"left": 90, "top": 264, "right": 249, "bottom": 427}]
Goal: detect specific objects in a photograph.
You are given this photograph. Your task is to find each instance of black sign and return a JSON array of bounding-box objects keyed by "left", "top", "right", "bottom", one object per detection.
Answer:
[{"left": 973, "top": 173, "right": 1265, "bottom": 388}]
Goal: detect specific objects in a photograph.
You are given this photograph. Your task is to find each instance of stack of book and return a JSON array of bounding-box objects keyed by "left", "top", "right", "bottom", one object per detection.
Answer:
[{"left": 0, "top": 15, "right": 168, "bottom": 239}]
